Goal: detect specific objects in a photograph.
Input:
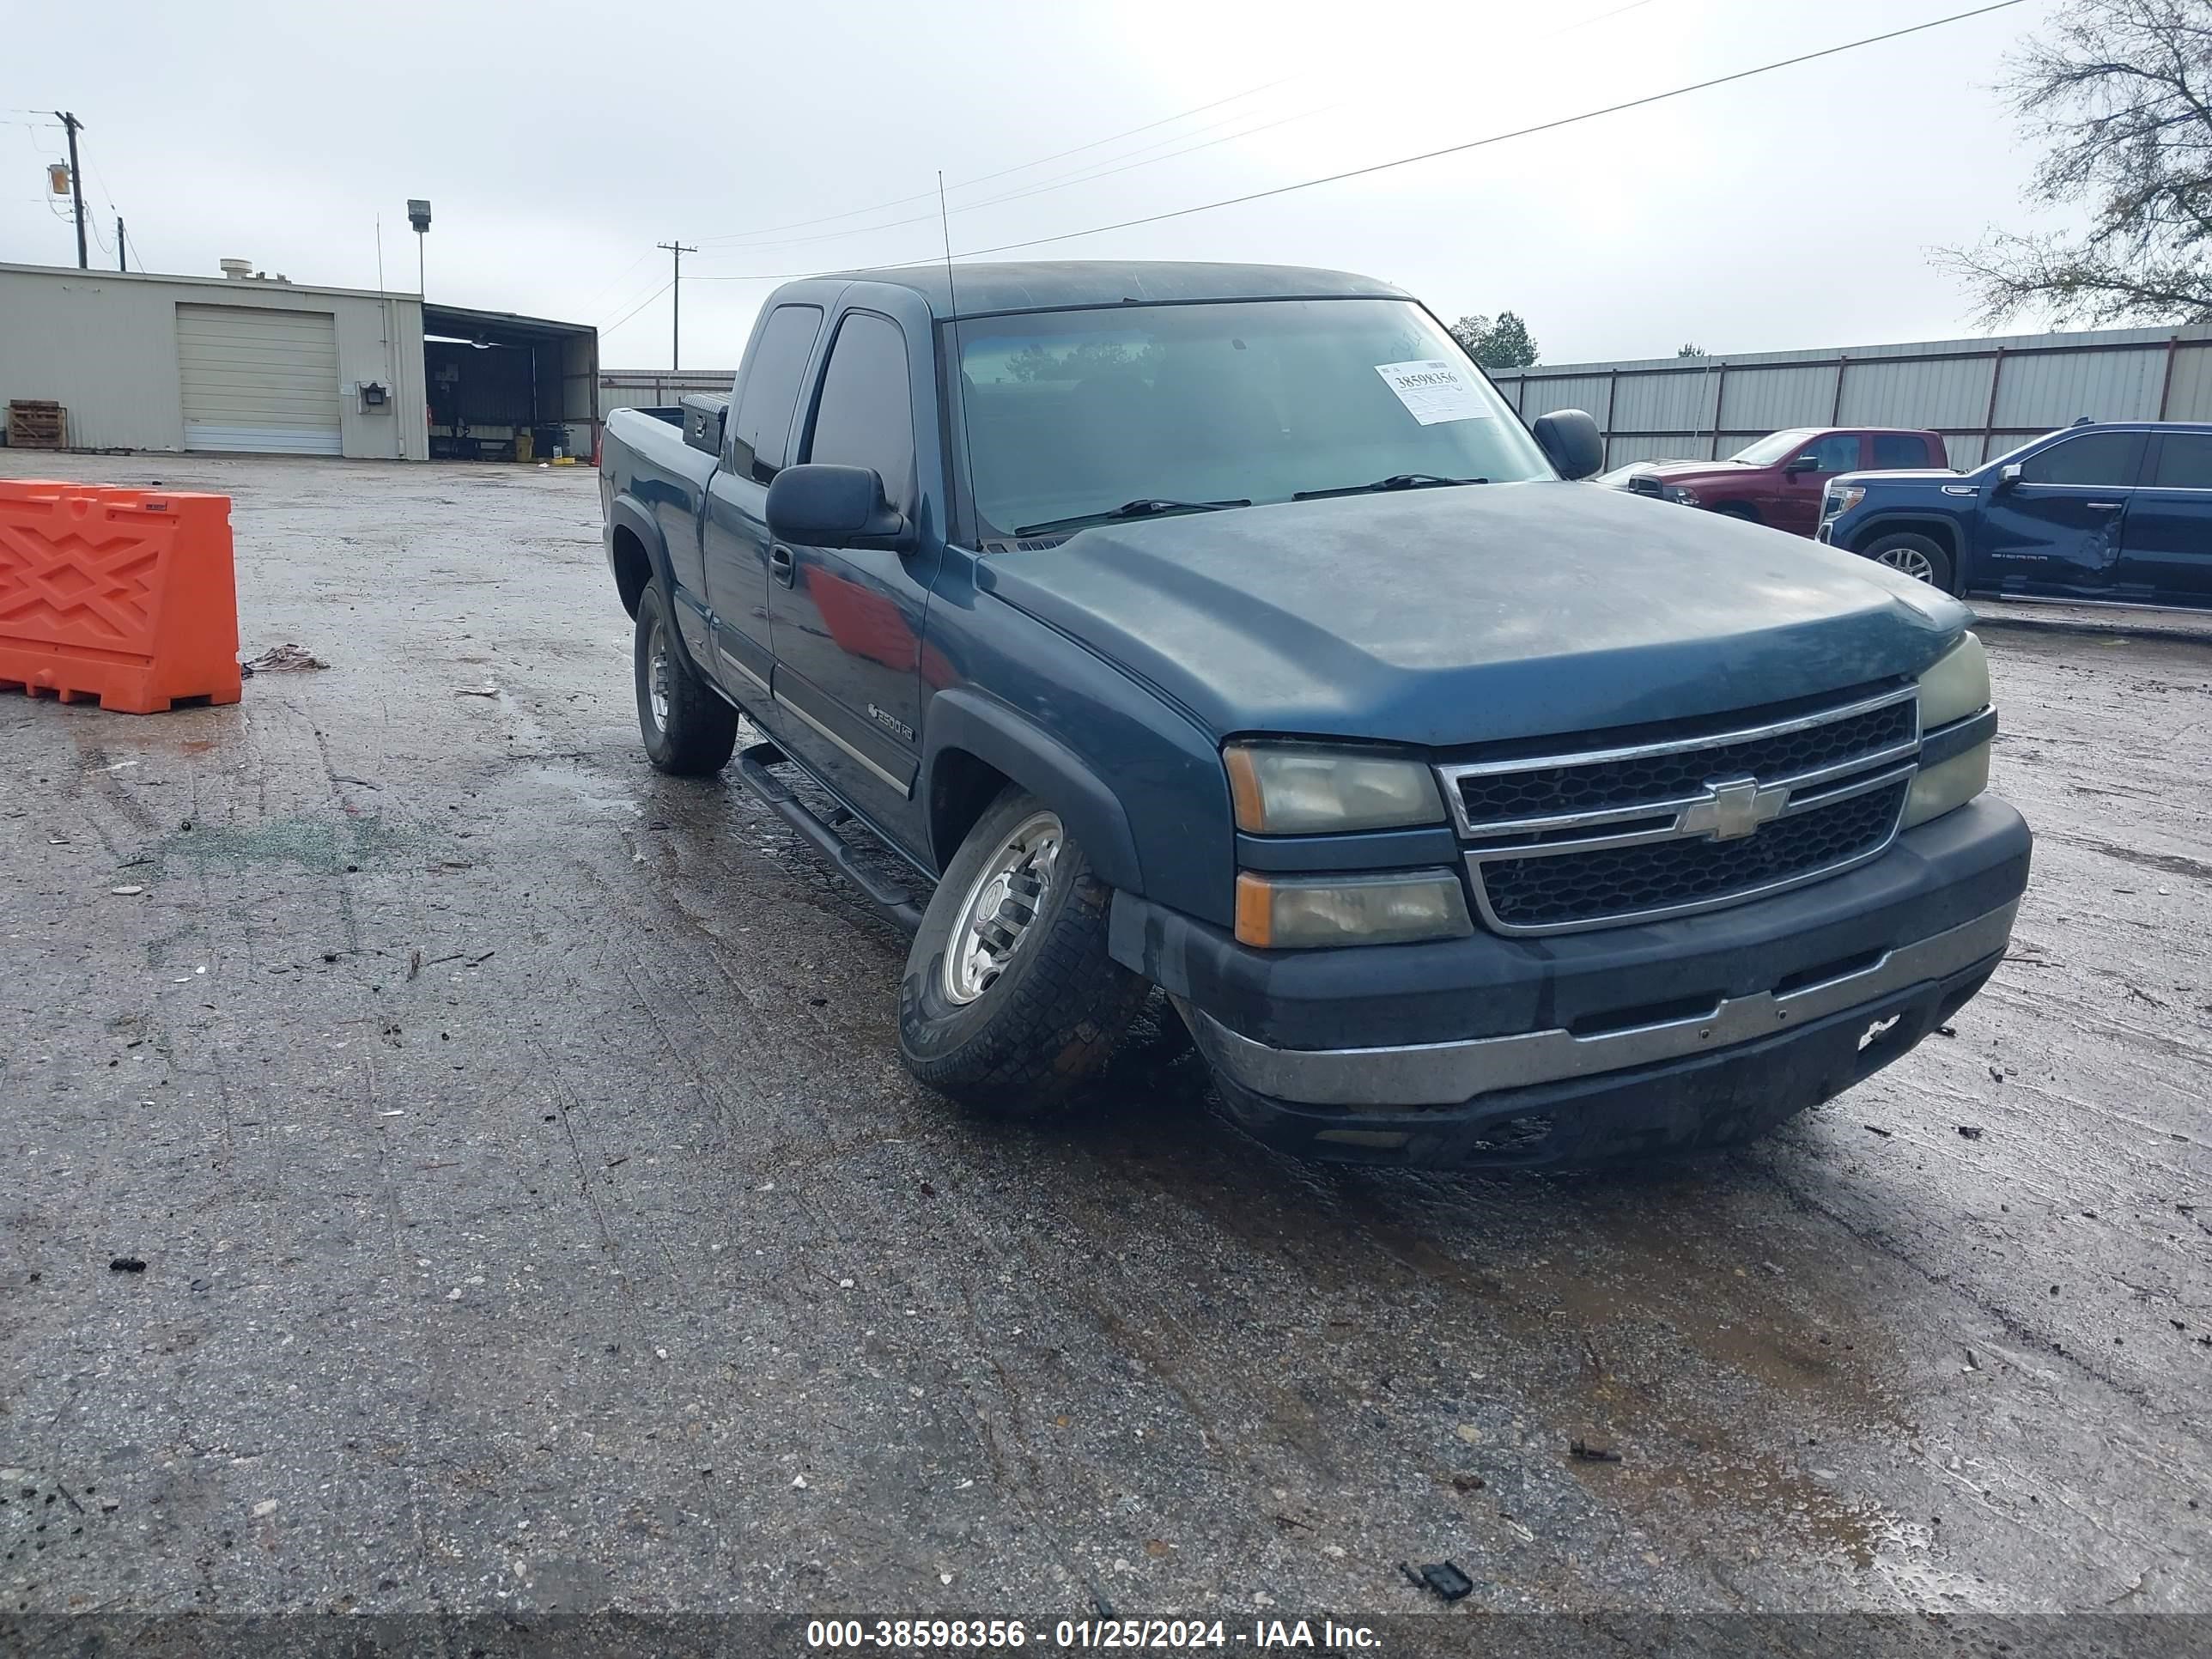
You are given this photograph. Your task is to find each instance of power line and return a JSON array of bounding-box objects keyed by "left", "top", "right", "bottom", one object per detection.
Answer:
[
  {"left": 693, "top": 73, "right": 1303, "bottom": 248},
  {"left": 694, "top": 0, "right": 2029, "bottom": 286},
  {"left": 601, "top": 278, "right": 672, "bottom": 338},
  {"left": 695, "top": 0, "right": 1668, "bottom": 260}
]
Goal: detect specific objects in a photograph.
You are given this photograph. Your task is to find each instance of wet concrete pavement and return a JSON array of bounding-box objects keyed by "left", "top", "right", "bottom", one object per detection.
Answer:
[{"left": 3, "top": 454, "right": 2208, "bottom": 1620}]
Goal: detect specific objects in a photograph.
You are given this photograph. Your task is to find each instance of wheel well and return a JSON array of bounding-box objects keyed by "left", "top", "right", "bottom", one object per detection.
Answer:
[
  {"left": 1852, "top": 517, "right": 1960, "bottom": 559},
  {"left": 1713, "top": 501, "right": 1759, "bottom": 522},
  {"left": 927, "top": 748, "right": 1012, "bottom": 872},
  {"left": 611, "top": 526, "right": 653, "bottom": 618}
]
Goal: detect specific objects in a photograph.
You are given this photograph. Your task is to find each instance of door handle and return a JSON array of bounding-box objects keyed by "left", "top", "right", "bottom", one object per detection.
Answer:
[
  {"left": 2084, "top": 501, "right": 2124, "bottom": 511},
  {"left": 768, "top": 544, "right": 795, "bottom": 586}
]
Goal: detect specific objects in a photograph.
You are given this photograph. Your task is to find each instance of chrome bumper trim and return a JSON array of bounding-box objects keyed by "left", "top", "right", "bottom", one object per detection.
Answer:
[{"left": 1188, "top": 901, "right": 2018, "bottom": 1109}]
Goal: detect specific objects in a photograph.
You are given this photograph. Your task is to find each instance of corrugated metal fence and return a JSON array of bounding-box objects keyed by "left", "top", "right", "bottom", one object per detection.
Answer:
[
  {"left": 599, "top": 369, "right": 735, "bottom": 416},
  {"left": 1486, "top": 323, "right": 2212, "bottom": 471}
]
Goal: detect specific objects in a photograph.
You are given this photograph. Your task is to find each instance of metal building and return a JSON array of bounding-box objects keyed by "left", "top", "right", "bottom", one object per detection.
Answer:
[
  {"left": 0, "top": 260, "right": 599, "bottom": 462},
  {"left": 1486, "top": 322, "right": 2212, "bottom": 471}
]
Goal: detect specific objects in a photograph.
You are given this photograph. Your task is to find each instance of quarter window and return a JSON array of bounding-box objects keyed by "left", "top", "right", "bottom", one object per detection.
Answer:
[
  {"left": 2020, "top": 433, "right": 2142, "bottom": 488},
  {"left": 805, "top": 313, "right": 915, "bottom": 514},
  {"left": 727, "top": 303, "right": 822, "bottom": 484}
]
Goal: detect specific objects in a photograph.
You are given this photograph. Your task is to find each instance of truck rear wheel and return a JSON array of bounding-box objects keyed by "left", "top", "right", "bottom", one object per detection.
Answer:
[
  {"left": 898, "top": 787, "right": 1148, "bottom": 1116},
  {"left": 1862, "top": 532, "right": 1956, "bottom": 593},
  {"left": 635, "top": 579, "right": 738, "bottom": 776}
]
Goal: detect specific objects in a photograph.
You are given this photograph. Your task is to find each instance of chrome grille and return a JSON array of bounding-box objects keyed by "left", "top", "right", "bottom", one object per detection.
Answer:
[{"left": 1437, "top": 686, "right": 1920, "bottom": 935}]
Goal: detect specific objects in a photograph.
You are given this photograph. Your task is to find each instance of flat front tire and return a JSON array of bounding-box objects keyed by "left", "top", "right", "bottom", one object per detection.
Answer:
[
  {"left": 898, "top": 787, "right": 1148, "bottom": 1116},
  {"left": 634, "top": 579, "right": 738, "bottom": 775}
]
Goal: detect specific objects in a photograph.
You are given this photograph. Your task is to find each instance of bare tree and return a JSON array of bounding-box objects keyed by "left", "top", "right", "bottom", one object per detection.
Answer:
[{"left": 1942, "top": 0, "right": 2212, "bottom": 325}]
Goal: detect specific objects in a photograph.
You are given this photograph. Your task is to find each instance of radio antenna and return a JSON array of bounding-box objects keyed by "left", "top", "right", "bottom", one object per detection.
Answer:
[{"left": 939, "top": 170, "right": 979, "bottom": 548}]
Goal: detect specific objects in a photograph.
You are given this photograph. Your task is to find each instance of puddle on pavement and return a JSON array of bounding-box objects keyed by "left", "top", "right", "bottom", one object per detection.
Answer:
[{"left": 147, "top": 811, "right": 417, "bottom": 877}]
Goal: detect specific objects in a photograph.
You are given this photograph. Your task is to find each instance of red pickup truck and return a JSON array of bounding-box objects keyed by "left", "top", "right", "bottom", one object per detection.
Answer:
[{"left": 1615, "top": 427, "right": 1950, "bottom": 537}]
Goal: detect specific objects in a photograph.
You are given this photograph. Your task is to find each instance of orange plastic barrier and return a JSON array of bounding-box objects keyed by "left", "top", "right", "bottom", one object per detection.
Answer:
[{"left": 0, "top": 480, "right": 242, "bottom": 714}]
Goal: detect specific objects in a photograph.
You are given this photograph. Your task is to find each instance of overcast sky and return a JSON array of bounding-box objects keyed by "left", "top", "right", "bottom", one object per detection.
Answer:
[{"left": 6, "top": 0, "right": 2063, "bottom": 371}]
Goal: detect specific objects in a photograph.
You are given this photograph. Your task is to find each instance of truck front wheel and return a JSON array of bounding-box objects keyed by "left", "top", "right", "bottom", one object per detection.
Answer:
[
  {"left": 899, "top": 787, "right": 1149, "bottom": 1115},
  {"left": 634, "top": 579, "right": 738, "bottom": 775}
]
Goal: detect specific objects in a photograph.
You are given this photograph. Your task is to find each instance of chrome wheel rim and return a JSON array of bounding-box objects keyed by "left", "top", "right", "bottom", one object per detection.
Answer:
[
  {"left": 1878, "top": 545, "right": 1936, "bottom": 583},
  {"left": 647, "top": 620, "right": 671, "bottom": 732},
  {"left": 942, "top": 811, "right": 1064, "bottom": 1006}
]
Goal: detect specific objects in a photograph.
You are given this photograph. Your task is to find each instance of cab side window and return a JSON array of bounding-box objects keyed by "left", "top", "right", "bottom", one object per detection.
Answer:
[
  {"left": 2020, "top": 433, "right": 2142, "bottom": 488},
  {"left": 1800, "top": 433, "right": 1863, "bottom": 472},
  {"left": 804, "top": 312, "right": 916, "bottom": 514},
  {"left": 1870, "top": 434, "right": 1930, "bottom": 469},
  {"left": 2149, "top": 433, "right": 2212, "bottom": 489}
]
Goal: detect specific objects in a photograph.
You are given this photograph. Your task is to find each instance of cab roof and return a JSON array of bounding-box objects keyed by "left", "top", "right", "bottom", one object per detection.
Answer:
[{"left": 809, "top": 260, "right": 1407, "bottom": 320}]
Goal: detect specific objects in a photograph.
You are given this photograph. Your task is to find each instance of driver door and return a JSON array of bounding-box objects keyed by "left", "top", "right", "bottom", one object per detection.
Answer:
[
  {"left": 1978, "top": 431, "right": 2146, "bottom": 597},
  {"left": 1772, "top": 432, "right": 1863, "bottom": 536}
]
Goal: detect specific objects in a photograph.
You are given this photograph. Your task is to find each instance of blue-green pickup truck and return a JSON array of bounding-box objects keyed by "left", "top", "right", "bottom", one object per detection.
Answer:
[{"left": 599, "top": 261, "right": 2029, "bottom": 1167}]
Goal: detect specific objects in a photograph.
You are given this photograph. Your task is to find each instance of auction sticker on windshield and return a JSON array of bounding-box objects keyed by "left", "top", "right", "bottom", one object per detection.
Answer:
[{"left": 1374, "top": 359, "right": 1492, "bottom": 425}]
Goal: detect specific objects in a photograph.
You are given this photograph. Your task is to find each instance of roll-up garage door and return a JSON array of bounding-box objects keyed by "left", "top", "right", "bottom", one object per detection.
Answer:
[{"left": 176, "top": 304, "right": 343, "bottom": 454}]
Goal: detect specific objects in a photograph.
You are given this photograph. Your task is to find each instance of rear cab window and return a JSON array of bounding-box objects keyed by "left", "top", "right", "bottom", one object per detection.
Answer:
[
  {"left": 2149, "top": 432, "right": 2212, "bottom": 489},
  {"left": 1870, "top": 434, "right": 1930, "bottom": 468}
]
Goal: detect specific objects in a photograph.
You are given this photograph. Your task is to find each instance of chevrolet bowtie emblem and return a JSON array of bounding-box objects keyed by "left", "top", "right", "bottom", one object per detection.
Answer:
[{"left": 1681, "top": 776, "right": 1790, "bottom": 841}]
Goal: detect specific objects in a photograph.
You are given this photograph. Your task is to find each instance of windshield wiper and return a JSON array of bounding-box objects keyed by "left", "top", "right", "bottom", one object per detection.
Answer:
[
  {"left": 1014, "top": 497, "right": 1250, "bottom": 537},
  {"left": 1293, "top": 473, "right": 1487, "bottom": 501}
]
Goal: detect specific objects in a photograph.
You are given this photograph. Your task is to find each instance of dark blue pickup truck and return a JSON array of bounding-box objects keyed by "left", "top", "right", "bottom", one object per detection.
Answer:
[
  {"left": 599, "top": 261, "right": 2030, "bottom": 1168},
  {"left": 1819, "top": 421, "right": 2212, "bottom": 605}
]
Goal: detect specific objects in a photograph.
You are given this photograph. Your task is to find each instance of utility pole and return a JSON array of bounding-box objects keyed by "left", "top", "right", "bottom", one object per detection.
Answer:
[
  {"left": 116, "top": 216, "right": 126, "bottom": 272},
  {"left": 657, "top": 240, "right": 696, "bottom": 369},
  {"left": 54, "top": 112, "right": 87, "bottom": 270}
]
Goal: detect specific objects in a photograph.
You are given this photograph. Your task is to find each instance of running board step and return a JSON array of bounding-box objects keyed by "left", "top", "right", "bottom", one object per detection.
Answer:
[{"left": 735, "top": 742, "right": 925, "bottom": 936}]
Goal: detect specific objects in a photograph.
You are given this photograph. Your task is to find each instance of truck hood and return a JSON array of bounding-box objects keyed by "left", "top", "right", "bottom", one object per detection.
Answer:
[
  {"left": 976, "top": 482, "right": 1968, "bottom": 748},
  {"left": 1618, "top": 459, "right": 1753, "bottom": 485},
  {"left": 1833, "top": 468, "right": 1966, "bottom": 488}
]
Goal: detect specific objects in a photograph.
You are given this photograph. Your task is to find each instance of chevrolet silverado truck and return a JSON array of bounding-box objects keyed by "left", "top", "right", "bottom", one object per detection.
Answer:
[
  {"left": 599, "top": 262, "right": 2029, "bottom": 1168},
  {"left": 1616, "top": 427, "right": 1949, "bottom": 536},
  {"left": 1820, "top": 421, "right": 2212, "bottom": 603}
]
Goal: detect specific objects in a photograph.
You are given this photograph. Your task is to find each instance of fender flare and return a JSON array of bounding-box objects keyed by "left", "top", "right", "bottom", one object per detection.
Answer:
[
  {"left": 608, "top": 493, "right": 675, "bottom": 609},
  {"left": 921, "top": 687, "right": 1144, "bottom": 896},
  {"left": 1844, "top": 512, "right": 1966, "bottom": 560}
]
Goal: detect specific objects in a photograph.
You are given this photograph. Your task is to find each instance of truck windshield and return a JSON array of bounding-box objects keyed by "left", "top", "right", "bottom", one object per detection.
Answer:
[
  {"left": 952, "top": 298, "right": 1552, "bottom": 542},
  {"left": 1728, "top": 429, "right": 1820, "bottom": 466}
]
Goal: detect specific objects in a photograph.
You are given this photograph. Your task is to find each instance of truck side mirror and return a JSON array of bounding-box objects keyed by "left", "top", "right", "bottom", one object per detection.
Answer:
[
  {"left": 766, "top": 463, "right": 913, "bottom": 551},
  {"left": 1996, "top": 463, "right": 2022, "bottom": 492},
  {"left": 1785, "top": 453, "right": 1820, "bottom": 474},
  {"left": 1532, "top": 410, "right": 1603, "bottom": 481}
]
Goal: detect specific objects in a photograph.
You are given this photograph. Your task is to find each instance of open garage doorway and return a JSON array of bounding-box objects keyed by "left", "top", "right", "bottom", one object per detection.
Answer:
[{"left": 422, "top": 303, "right": 598, "bottom": 463}]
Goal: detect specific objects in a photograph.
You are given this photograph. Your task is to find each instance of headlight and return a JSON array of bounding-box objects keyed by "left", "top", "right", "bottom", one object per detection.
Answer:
[
  {"left": 1224, "top": 744, "right": 1445, "bottom": 834},
  {"left": 1904, "top": 633, "right": 1993, "bottom": 828},
  {"left": 1825, "top": 485, "right": 1865, "bottom": 517},
  {"left": 1664, "top": 486, "right": 1702, "bottom": 507},
  {"left": 1235, "top": 870, "right": 1474, "bottom": 949}
]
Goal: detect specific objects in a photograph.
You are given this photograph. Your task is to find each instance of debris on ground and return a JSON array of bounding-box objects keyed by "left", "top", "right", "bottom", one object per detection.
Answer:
[
  {"left": 241, "top": 643, "right": 327, "bottom": 675},
  {"left": 455, "top": 684, "right": 501, "bottom": 698},
  {"left": 1936, "top": 1024, "right": 1959, "bottom": 1038},
  {"left": 1450, "top": 1474, "right": 1486, "bottom": 1493},
  {"left": 1399, "top": 1560, "right": 1474, "bottom": 1602},
  {"left": 1863, "top": 1123, "right": 1893, "bottom": 1138},
  {"left": 108, "top": 885, "right": 144, "bottom": 896},
  {"left": 1570, "top": 1438, "right": 1622, "bottom": 1463},
  {"left": 107, "top": 1256, "right": 146, "bottom": 1273},
  {"left": 1989, "top": 1066, "right": 2006, "bottom": 1084},
  {"left": 1958, "top": 1125, "right": 1985, "bottom": 1139}
]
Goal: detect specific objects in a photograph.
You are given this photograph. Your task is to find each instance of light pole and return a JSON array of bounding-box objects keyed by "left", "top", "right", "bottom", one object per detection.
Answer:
[{"left": 407, "top": 198, "right": 431, "bottom": 295}]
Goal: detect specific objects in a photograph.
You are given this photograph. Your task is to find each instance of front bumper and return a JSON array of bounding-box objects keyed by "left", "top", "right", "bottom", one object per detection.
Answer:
[{"left": 1109, "top": 798, "right": 2030, "bottom": 1166}]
